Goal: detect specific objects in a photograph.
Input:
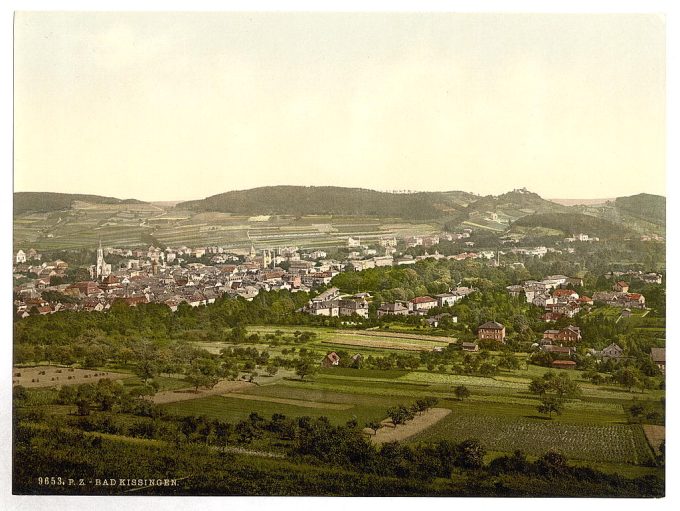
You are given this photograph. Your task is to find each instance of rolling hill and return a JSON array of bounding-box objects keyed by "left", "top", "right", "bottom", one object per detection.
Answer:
[
  {"left": 13, "top": 188, "right": 665, "bottom": 250},
  {"left": 511, "top": 212, "right": 635, "bottom": 239},
  {"left": 14, "top": 192, "right": 145, "bottom": 215},
  {"left": 613, "top": 193, "right": 665, "bottom": 226},
  {"left": 177, "top": 186, "right": 466, "bottom": 220}
]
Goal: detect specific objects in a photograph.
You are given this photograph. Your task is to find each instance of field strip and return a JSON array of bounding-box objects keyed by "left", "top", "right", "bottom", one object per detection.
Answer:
[
  {"left": 369, "top": 408, "right": 451, "bottom": 444},
  {"left": 462, "top": 220, "right": 504, "bottom": 231},
  {"left": 317, "top": 374, "right": 430, "bottom": 386},
  {"left": 223, "top": 392, "right": 353, "bottom": 410},
  {"left": 321, "top": 339, "right": 432, "bottom": 351},
  {"left": 642, "top": 424, "right": 665, "bottom": 454},
  {"left": 338, "top": 330, "right": 453, "bottom": 343},
  {"left": 151, "top": 379, "right": 253, "bottom": 404},
  {"left": 399, "top": 372, "right": 527, "bottom": 389}
]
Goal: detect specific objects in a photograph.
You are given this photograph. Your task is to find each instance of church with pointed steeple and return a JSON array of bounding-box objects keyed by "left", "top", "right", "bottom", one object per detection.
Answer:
[{"left": 91, "top": 239, "right": 112, "bottom": 281}]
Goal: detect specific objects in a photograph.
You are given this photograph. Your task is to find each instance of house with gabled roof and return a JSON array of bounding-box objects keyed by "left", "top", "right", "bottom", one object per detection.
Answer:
[
  {"left": 650, "top": 348, "right": 665, "bottom": 374},
  {"left": 477, "top": 321, "right": 506, "bottom": 342},
  {"left": 322, "top": 351, "right": 341, "bottom": 367}
]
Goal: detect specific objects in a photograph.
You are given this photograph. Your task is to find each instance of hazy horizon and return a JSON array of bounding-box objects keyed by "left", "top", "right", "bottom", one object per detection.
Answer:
[{"left": 14, "top": 12, "right": 665, "bottom": 201}]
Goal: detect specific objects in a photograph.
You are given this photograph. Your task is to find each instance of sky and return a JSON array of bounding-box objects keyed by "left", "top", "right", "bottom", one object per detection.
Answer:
[{"left": 13, "top": 12, "right": 666, "bottom": 201}]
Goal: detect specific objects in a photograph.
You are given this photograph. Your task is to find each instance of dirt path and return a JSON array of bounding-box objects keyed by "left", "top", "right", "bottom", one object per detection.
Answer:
[
  {"left": 368, "top": 407, "right": 451, "bottom": 445},
  {"left": 151, "top": 379, "right": 253, "bottom": 404},
  {"left": 643, "top": 424, "right": 665, "bottom": 454}
]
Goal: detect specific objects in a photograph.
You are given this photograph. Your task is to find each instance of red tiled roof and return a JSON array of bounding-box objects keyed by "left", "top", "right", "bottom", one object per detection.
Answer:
[{"left": 411, "top": 296, "right": 436, "bottom": 304}]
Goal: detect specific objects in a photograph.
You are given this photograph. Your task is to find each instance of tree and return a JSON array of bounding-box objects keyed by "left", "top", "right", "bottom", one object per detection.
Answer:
[
  {"left": 454, "top": 439, "right": 486, "bottom": 469},
  {"left": 185, "top": 357, "right": 221, "bottom": 392},
  {"left": 386, "top": 405, "right": 412, "bottom": 426},
  {"left": 530, "top": 372, "right": 581, "bottom": 400},
  {"left": 57, "top": 385, "right": 77, "bottom": 404},
  {"left": 134, "top": 345, "right": 159, "bottom": 384},
  {"left": 266, "top": 364, "right": 279, "bottom": 377},
  {"left": 529, "top": 378, "right": 549, "bottom": 396},
  {"left": 366, "top": 421, "right": 382, "bottom": 436},
  {"left": 497, "top": 352, "right": 521, "bottom": 370},
  {"left": 454, "top": 385, "right": 471, "bottom": 401},
  {"left": 549, "top": 373, "right": 582, "bottom": 400},
  {"left": 613, "top": 366, "right": 643, "bottom": 392},
  {"left": 537, "top": 397, "right": 564, "bottom": 418},
  {"left": 295, "top": 358, "right": 318, "bottom": 380},
  {"left": 629, "top": 402, "right": 645, "bottom": 417}
]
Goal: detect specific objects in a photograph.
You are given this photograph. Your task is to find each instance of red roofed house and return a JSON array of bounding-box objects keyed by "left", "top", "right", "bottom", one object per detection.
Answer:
[
  {"left": 322, "top": 351, "right": 341, "bottom": 368},
  {"left": 613, "top": 281, "right": 629, "bottom": 293},
  {"left": 541, "top": 312, "right": 564, "bottom": 322},
  {"left": 66, "top": 281, "right": 101, "bottom": 297},
  {"left": 553, "top": 289, "right": 579, "bottom": 301},
  {"left": 625, "top": 293, "right": 646, "bottom": 308},
  {"left": 477, "top": 321, "right": 506, "bottom": 342},
  {"left": 409, "top": 296, "right": 438, "bottom": 313},
  {"left": 123, "top": 295, "right": 149, "bottom": 307},
  {"left": 556, "top": 325, "right": 582, "bottom": 343}
]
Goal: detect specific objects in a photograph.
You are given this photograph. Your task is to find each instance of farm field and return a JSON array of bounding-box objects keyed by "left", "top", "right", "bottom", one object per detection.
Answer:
[
  {"left": 408, "top": 412, "right": 654, "bottom": 464},
  {"left": 192, "top": 326, "right": 455, "bottom": 358},
  {"left": 12, "top": 365, "right": 128, "bottom": 388},
  {"left": 14, "top": 200, "right": 441, "bottom": 251},
  {"left": 160, "top": 388, "right": 397, "bottom": 426}
]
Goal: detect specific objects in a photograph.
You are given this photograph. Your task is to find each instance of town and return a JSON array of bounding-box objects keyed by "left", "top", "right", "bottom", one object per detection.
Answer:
[{"left": 12, "top": 227, "right": 665, "bottom": 377}]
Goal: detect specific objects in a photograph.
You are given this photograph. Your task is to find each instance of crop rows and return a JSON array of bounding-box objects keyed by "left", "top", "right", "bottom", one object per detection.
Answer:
[
  {"left": 399, "top": 372, "right": 527, "bottom": 389},
  {"left": 410, "top": 413, "right": 654, "bottom": 464}
]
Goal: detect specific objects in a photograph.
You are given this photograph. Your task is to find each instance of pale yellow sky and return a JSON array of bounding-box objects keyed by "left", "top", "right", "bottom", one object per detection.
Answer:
[{"left": 13, "top": 12, "right": 665, "bottom": 201}]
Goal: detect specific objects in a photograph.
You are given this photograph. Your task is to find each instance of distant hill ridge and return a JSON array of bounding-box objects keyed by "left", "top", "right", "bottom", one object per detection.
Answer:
[
  {"left": 511, "top": 212, "right": 635, "bottom": 238},
  {"left": 176, "top": 186, "right": 461, "bottom": 220},
  {"left": 13, "top": 188, "right": 665, "bottom": 238},
  {"left": 13, "top": 192, "right": 145, "bottom": 214},
  {"left": 613, "top": 193, "right": 665, "bottom": 225}
]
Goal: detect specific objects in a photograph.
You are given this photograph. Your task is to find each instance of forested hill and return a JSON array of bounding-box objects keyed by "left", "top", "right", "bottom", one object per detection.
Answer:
[
  {"left": 613, "top": 193, "right": 666, "bottom": 226},
  {"left": 511, "top": 212, "right": 635, "bottom": 238},
  {"left": 13, "top": 192, "right": 145, "bottom": 214},
  {"left": 177, "top": 186, "right": 464, "bottom": 220},
  {"left": 464, "top": 189, "right": 571, "bottom": 216}
]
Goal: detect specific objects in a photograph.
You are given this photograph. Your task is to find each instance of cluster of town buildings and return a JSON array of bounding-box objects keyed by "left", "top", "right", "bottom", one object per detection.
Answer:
[
  {"left": 13, "top": 239, "right": 666, "bottom": 375},
  {"left": 506, "top": 275, "right": 592, "bottom": 320},
  {"left": 10, "top": 225, "right": 490, "bottom": 318},
  {"left": 506, "top": 273, "right": 653, "bottom": 321},
  {"left": 13, "top": 242, "right": 346, "bottom": 317}
]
